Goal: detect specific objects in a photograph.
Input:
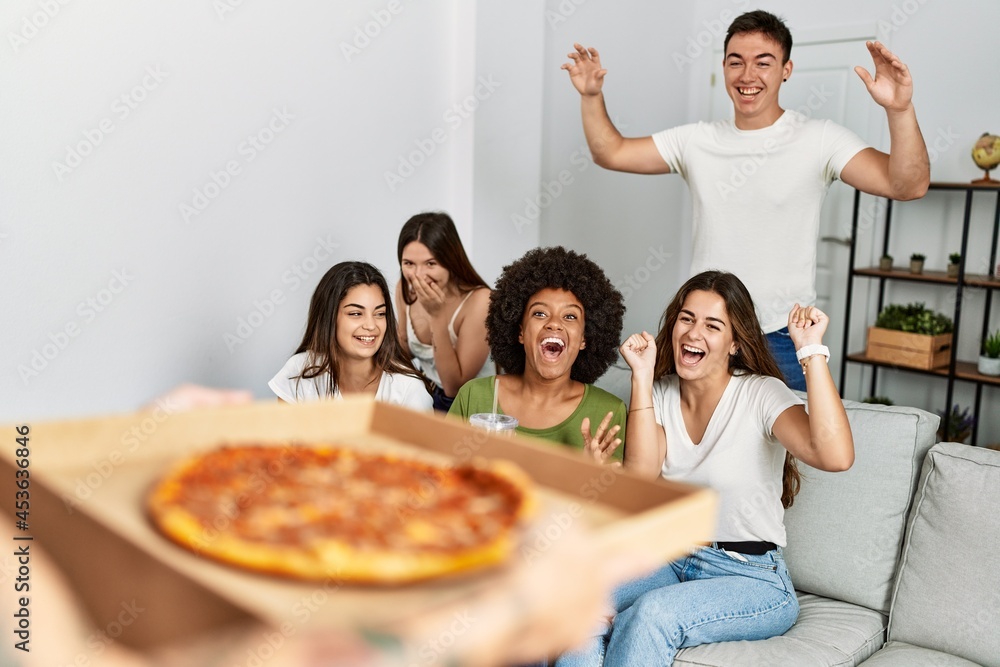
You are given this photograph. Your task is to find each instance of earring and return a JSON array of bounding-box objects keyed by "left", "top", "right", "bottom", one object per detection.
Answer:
[{"left": 783, "top": 78, "right": 787, "bottom": 82}]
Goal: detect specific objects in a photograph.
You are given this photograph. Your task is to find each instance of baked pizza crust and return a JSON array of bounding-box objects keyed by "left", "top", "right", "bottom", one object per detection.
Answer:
[{"left": 147, "top": 444, "right": 535, "bottom": 584}]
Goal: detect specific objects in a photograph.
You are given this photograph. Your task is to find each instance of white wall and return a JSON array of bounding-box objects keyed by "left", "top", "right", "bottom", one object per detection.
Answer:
[
  {"left": 539, "top": 0, "right": 694, "bottom": 339},
  {"left": 4, "top": 0, "right": 998, "bottom": 440},
  {"left": 539, "top": 0, "right": 1000, "bottom": 443},
  {"left": 0, "top": 0, "right": 541, "bottom": 420}
]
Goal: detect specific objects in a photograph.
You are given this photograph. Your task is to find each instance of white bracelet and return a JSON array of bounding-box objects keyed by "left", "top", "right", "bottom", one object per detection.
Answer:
[{"left": 795, "top": 344, "right": 830, "bottom": 362}]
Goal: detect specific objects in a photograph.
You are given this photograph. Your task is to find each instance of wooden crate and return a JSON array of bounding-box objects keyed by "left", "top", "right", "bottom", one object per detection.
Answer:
[{"left": 866, "top": 326, "right": 952, "bottom": 370}]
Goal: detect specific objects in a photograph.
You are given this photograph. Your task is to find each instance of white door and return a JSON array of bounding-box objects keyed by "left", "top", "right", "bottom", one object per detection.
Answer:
[{"left": 708, "top": 34, "right": 884, "bottom": 388}]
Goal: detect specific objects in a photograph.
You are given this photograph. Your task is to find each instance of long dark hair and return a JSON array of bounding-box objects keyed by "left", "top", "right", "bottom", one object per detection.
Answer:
[
  {"left": 294, "top": 261, "right": 427, "bottom": 396},
  {"left": 653, "top": 271, "right": 801, "bottom": 508},
  {"left": 397, "top": 212, "right": 489, "bottom": 306}
]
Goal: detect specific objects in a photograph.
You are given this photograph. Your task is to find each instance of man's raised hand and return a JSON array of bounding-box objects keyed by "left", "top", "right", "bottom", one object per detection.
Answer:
[
  {"left": 854, "top": 41, "right": 914, "bottom": 113},
  {"left": 562, "top": 43, "right": 608, "bottom": 97}
]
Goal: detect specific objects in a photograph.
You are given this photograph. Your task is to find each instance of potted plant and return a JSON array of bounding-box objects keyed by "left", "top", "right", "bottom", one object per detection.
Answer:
[
  {"left": 867, "top": 303, "right": 954, "bottom": 369},
  {"left": 947, "top": 252, "right": 961, "bottom": 278},
  {"left": 979, "top": 328, "right": 1000, "bottom": 376},
  {"left": 937, "top": 404, "right": 976, "bottom": 443},
  {"left": 862, "top": 396, "right": 894, "bottom": 405},
  {"left": 879, "top": 254, "right": 893, "bottom": 271},
  {"left": 909, "top": 253, "right": 926, "bottom": 274}
]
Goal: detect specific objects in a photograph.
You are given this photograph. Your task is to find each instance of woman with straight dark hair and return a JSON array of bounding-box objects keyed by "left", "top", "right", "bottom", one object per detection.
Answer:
[
  {"left": 556, "top": 270, "right": 854, "bottom": 665},
  {"left": 269, "top": 261, "right": 432, "bottom": 410},
  {"left": 396, "top": 212, "right": 494, "bottom": 411}
]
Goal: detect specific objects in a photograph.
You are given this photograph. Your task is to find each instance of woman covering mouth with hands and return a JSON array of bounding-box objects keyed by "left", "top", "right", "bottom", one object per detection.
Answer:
[
  {"left": 448, "top": 246, "right": 626, "bottom": 460},
  {"left": 396, "top": 212, "right": 495, "bottom": 412}
]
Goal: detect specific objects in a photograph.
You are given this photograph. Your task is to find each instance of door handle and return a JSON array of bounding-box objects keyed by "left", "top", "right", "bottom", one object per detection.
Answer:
[{"left": 820, "top": 236, "right": 852, "bottom": 246}]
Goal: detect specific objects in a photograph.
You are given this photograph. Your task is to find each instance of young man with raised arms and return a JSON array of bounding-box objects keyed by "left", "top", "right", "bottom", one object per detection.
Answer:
[{"left": 562, "top": 10, "right": 930, "bottom": 390}]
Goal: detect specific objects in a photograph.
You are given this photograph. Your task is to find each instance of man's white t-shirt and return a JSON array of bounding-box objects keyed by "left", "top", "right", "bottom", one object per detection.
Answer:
[
  {"left": 652, "top": 110, "right": 868, "bottom": 332},
  {"left": 653, "top": 372, "right": 803, "bottom": 546},
  {"left": 268, "top": 352, "right": 433, "bottom": 411}
]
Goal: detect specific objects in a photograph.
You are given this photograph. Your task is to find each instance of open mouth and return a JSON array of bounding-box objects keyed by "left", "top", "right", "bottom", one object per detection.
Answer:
[
  {"left": 355, "top": 335, "right": 378, "bottom": 346},
  {"left": 737, "top": 86, "right": 761, "bottom": 99},
  {"left": 679, "top": 344, "right": 705, "bottom": 365},
  {"left": 539, "top": 337, "right": 566, "bottom": 361}
]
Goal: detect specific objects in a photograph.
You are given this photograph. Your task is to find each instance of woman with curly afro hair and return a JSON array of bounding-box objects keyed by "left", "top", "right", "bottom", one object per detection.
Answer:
[{"left": 448, "top": 246, "right": 627, "bottom": 459}]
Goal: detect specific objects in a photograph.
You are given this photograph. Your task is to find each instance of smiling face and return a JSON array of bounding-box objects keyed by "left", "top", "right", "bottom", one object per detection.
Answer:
[
  {"left": 723, "top": 31, "right": 792, "bottom": 130},
  {"left": 401, "top": 241, "right": 452, "bottom": 295},
  {"left": 518, "top": 288, "right": 586, "bottom": 381},
  {"left": 672, "top": 289, "right": 738, "bottom": 383},
  {"left": 335, "top": 284, "right": 386, "bottom": 362}
]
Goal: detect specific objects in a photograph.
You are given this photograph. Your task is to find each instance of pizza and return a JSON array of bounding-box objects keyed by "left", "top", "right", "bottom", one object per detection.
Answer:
[{"left": 146, "top": 443, "right": 535, "bottom": 584}]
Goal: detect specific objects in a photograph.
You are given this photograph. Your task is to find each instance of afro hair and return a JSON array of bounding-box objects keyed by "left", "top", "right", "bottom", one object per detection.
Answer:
[{"left": 487, "top": 246, "right": 625, "bottom": 385}]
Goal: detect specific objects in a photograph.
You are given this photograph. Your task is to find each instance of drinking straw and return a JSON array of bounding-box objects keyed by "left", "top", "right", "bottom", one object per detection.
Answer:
[{"left": 491, "top": 376, "right": 500, "bottom": 422}]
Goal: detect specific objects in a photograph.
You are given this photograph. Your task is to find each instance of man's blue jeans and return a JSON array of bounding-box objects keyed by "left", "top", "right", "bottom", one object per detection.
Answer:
[
  {"left": 766, "top": 327, "right": 806, "bottom": 391},
  {"left": 555, "top": 546, "right": 798, "bottom": 666}
]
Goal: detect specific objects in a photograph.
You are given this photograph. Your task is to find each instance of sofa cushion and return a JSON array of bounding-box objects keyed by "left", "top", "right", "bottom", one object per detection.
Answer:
[
  {"left": 674, "top": 593, "right": 885, "bottom": 667},
  {"left": 859, "top": 640, "right": 984, "bottom": 666},
  {"left": 886, "top": 443, "right": 1000, "bottom": 667},
  {"left": 783, "top": 400, "right": 938, "bottom": 613}
]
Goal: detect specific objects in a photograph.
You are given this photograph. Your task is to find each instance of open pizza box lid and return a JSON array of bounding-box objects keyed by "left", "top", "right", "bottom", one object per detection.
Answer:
[{"left": 1, "top": 397, "right": 717, "bottom": 652}]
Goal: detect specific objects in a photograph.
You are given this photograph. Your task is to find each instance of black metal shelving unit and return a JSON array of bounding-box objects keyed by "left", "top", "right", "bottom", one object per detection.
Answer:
[{"left": 840, "top": 182, "right": 1000, "bottom": 444}]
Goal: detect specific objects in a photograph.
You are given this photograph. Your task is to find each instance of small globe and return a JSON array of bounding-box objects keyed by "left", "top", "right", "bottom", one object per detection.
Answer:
[{"left": 972, "top": 132, "right": 1000, "bottom": 171}]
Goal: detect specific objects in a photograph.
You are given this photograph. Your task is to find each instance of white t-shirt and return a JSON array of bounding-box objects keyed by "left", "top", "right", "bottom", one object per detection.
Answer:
[
  {"left": 652, "top": 110, "right": 868, "bottom": 333},
  {"left": 406, "top": 290, "right": 494, "bottom": 388},
  {"left": 268, "top": 352, "right": 433, "bottom": 411},
  {"left": 653, "top": 372, "right": 803, "bottom": 546}
]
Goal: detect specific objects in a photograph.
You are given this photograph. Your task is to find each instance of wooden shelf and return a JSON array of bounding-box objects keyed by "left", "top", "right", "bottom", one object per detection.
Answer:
[
  {"left": 846, "top": 353, "right": 1000, "bottom": 387},
  {"left": 929, "top": 181, "right": 1000, "bottom": 191},
  {"left": 842, "top": 183, "right": 1000, "bottom": 446},
  {"left": 853, "top": 267, "right": 1000, "bottom": 287}
]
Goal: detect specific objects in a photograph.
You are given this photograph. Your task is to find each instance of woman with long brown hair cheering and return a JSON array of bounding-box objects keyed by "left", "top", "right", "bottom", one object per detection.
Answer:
[{"left": 557, "top": 270, "right": 854, "bottom": 666}]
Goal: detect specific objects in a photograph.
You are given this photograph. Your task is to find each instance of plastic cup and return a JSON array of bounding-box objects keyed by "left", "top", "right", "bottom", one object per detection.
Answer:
[{"left": 469, "top": 413, "right": 519, "bottom": 436}]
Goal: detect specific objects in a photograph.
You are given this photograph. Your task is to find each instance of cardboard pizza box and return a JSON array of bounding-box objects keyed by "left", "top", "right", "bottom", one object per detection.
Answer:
[{"left": 0, "top": 397, "right": 717, "bottom": 653}]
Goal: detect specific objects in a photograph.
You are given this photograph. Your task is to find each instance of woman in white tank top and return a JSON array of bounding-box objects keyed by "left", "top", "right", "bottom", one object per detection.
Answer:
[{"left": 395, "top": 212, "right": 494, "bottom": 411}]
